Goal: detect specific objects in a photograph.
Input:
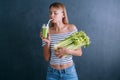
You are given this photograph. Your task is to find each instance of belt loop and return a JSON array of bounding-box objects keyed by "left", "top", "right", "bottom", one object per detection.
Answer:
[
  {"left": 50, "top": 65, "right": 55, "bottom": 73},
  {"left": 64, "top": 68, "right": 66, "bottom": 74},
  {"left": 59, "top": 70, "right": 61, "bottom": 74},
  {"left": 64, "top": 69, "right": 66, "bottom": 74},
  {"left": 53, "top": 67, "right": 56, "bottom": 73}
]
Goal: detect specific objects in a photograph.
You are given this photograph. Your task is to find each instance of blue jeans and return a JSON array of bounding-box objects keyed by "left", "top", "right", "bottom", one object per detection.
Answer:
[{"left": 46, "top": 64, "right": 78, "bottom": 80}]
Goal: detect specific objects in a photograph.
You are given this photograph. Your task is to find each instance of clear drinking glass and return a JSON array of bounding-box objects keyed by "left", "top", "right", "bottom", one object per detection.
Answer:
[
  {"left": 41, "top": 19, "right": 52, "bottom": 38},
  {"left": 42, "top": 24, "right": 48, "bottom": 38}
]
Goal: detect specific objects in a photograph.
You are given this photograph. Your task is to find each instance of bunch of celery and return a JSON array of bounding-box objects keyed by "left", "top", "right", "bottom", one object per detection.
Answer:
[{"left": 54, "top": 31, "right": 90, "bottom": 57}]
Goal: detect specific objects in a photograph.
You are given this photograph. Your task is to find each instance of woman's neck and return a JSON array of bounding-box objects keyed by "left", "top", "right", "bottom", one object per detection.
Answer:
[{"left": 53, "top": 22, "right": 65, "bottom": 32}]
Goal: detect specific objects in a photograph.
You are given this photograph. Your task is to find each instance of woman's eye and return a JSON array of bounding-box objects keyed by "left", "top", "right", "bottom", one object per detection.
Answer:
[
  {"left": 54, "top": 13, "right": 58, "bottom": 15},
  {"left": 49, "top": 12, "right": 52, "bottom": 15}
]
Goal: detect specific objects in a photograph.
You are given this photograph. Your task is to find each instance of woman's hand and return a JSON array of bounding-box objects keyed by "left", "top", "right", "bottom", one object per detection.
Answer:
[
  {"left": 40, "top": 32, "right": 50, "bottom": 44},
  {"left": 54, "top": 47, "right": 70, "bottom": 58}
]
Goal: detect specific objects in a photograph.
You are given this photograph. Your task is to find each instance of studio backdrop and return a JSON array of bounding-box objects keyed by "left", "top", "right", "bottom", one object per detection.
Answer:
[{"left": 0, "top": 0, "right": 120, "bottom": 80}]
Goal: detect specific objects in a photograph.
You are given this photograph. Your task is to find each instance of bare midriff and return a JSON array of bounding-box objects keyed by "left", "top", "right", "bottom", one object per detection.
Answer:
[{"left": 50, "top": 62, "right": 73, "bottom": 70}]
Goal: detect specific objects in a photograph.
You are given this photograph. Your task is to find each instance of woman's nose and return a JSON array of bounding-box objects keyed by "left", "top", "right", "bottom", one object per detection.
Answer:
[{"left": 50, "top": 14, "right": 54, "bottom": 19}]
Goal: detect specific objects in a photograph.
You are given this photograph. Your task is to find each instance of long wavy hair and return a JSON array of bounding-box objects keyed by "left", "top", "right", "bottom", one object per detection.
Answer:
[{"left": 49, "top": 2, "right": 69, "bottom": 27}]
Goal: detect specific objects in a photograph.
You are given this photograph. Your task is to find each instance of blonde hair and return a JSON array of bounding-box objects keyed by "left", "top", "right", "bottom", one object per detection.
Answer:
[{"left": 49, "top": 2, "right": 69, "bottom": 26}]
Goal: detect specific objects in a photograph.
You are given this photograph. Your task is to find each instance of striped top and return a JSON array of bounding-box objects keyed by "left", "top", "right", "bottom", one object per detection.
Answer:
[{"left": 42, "top": 29, "right": 78, "bottom": 65}]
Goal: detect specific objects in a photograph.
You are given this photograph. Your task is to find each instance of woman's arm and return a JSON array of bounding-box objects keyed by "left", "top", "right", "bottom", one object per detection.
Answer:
[
  {"left": 68, "top": 48, "right": 82, "bottom": 56},
  {"left": 55, "top": 47, "right": 82, "bottom": 58},
  {"left": 43, "top": 42, "right": 50, "bottom": 61},
  {"left": 40, "top": 32, "right": 51, "bottom": 61}
]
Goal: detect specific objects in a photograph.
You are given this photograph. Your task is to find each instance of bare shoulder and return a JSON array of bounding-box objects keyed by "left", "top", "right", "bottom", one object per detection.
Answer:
[{"left": 67, "top": 24, "right": 77, "bottom": 32}]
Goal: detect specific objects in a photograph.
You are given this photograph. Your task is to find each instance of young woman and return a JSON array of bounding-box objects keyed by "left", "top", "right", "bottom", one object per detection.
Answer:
[{"left": 40, "top": 2, "right": 82, "bottom": 80}]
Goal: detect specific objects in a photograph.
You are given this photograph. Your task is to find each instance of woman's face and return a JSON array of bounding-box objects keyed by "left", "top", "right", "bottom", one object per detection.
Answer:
[{"left": 49, "top": 7, "right": 64, "bottom": 23}]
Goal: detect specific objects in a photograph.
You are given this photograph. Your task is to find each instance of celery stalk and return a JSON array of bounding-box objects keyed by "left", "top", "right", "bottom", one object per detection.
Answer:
[
  {"left": 54, "top": 38, "right": 73, "bottom": 50},
  {"left": 53, "top": 30, "right": 91, "bottom": 58}
]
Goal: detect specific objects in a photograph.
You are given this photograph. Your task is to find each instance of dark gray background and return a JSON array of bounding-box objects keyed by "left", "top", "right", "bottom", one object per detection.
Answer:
[{"left": 0, "top": 0, "right": 120, "bottom": 80}]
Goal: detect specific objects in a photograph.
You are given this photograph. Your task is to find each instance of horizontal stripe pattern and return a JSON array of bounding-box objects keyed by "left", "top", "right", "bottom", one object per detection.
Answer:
[{"left": 42, "top": 29, "right": 78, "bottom": 65}]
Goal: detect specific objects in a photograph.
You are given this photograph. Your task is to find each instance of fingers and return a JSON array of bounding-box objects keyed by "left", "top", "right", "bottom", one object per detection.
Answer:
[
  {"left": 40, "top": 32, "right": 50, "bottom": 40},
  {"left": 55, "top": 48, "right": 65, "bottom": 58},
  {"left": 55, "top": 52, "right": 64, "bottom": 58},
  {"left": 40, "top": 32, "right": 43, "bottom": 39},
  {"left": 40, "top": 32, "right": 50, "bottom": 44},
  {"left": 57, "top": 47, "right": 63, "bottom": 50},
  {"left": 47, "top": 33, "right": 50, "bottom": 40}
]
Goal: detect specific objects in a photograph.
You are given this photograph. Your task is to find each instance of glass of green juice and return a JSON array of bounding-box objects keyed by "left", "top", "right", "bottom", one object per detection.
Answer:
[
  {"left": 42, "top": 24, "right": 48, "bottom": 38},
  {"left": 42, "top": 19, "right": 52, "bottom": 38}
]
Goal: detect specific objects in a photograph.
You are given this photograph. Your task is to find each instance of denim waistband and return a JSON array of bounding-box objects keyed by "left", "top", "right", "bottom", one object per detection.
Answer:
[{"left": 47, "top": 63, "right": 75, "bottom": 74}]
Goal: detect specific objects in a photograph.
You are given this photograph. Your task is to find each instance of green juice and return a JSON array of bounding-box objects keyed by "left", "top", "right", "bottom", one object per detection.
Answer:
[
  {"left": 42, "top": 19, "right": 52, "bottom": 38},
  {"left": 42, "top": 24, "right": 48, "bottom": 38}
]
